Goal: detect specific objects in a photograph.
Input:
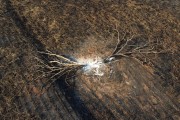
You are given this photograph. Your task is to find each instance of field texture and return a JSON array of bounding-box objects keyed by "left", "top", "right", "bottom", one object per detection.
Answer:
[{"left": 0, "top": 0, "right": 180, "bottom": 120}]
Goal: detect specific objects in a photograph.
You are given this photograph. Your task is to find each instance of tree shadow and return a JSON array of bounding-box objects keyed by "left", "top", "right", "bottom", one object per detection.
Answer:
[
  {"left": 55, "top": 55, "right": 96, "bottom": 120},
  {"left": 55, "top": 74, "right": 96, "bottom": 120}
]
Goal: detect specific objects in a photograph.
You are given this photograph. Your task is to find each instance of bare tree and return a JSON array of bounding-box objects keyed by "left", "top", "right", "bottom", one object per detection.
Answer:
[{"left": 36, "top": 29, "right": 166, "bottom": 92}]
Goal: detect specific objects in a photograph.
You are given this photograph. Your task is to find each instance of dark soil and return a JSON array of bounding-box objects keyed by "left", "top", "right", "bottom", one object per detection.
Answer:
[{"left": 0, "top": 0, "right": 179, "bottom": 120}]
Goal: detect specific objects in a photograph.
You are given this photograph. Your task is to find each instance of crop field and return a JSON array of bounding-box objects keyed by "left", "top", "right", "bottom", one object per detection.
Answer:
[{"left": 0, "top": 0, "right": 179, "bottom": 120}]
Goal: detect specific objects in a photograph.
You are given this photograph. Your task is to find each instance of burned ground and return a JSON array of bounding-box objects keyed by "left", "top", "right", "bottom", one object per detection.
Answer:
[{"left": 0, "top": 0, "right": 180, "bottom": 120}]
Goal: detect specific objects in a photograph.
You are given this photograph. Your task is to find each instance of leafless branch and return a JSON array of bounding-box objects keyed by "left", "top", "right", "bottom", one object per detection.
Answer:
[
  {"left": 35, "top": 50, "right": 86, "bottom": 92},
  {"left": 105, "top": 30, "right": 166, "bottom": 64}
]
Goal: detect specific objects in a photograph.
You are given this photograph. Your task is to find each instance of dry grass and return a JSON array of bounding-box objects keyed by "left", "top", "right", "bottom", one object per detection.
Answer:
[{"left": 0, "top": 0, "right": 180, "bottom": 119}]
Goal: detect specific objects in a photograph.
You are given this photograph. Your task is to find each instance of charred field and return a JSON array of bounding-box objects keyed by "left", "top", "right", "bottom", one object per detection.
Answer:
[{"left": 0, "top": 0, "right": 180, "bottom": 120}]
